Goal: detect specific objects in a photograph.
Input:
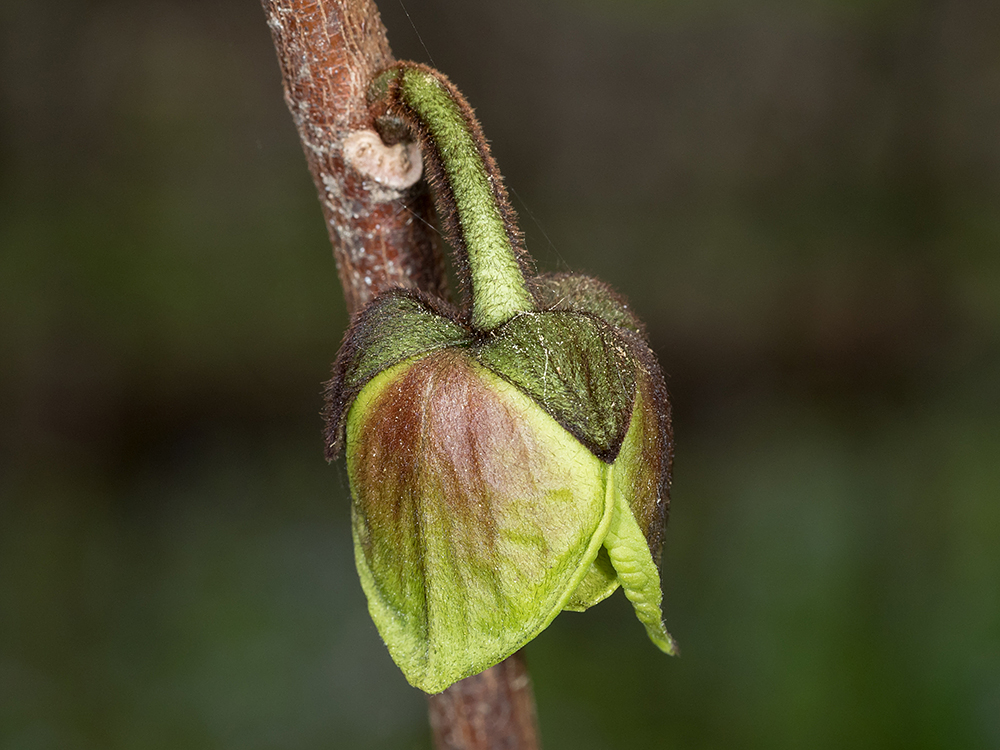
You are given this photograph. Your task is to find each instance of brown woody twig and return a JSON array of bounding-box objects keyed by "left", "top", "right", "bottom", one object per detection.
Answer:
[
  {"left": 261, "top": 0, "right": 445, "bottom": 314},
  {"left": 260, "top": 1, "right": 542, "bottom": 748},
  {"left": 429, "top": 649, "right": 540, "bottom": 750}
]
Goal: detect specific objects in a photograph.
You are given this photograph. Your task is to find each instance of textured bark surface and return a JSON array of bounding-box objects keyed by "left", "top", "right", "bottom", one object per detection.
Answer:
[
  {"left": 261, "top": 1, "right": 541, "bottom": 748},
  {"left": 261, "top": 0, "right": 446, "bottom": 315},
  {"left": 429, "top": 651, "right": 541, "bottom": 750}
]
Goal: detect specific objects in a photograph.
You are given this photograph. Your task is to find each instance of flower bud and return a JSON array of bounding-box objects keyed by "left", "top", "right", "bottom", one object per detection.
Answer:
[{"left": 324, "top": 63, "right": 677, "bottom": 694}]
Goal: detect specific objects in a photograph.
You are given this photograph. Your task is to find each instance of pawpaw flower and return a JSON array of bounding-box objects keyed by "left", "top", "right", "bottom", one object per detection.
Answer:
[{"left": 324, "top": 63, "right": 677, "bottom": 694}]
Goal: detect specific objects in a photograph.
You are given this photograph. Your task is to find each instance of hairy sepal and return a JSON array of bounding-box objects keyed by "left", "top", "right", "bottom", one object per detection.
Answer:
[
  {"left": 324, "top": 289, "right": 469, "bottom": 460},
  {"left": 477, "top": 311, "right": 637, "bottom": 463},
  {"left": 529, "top": 272, "right": 645, "bottom": 336}
]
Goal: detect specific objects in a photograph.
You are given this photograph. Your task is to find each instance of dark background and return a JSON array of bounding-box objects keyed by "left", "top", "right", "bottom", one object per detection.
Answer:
[{"left": 2, "top": 0, "right": 998, "bottom": 748}]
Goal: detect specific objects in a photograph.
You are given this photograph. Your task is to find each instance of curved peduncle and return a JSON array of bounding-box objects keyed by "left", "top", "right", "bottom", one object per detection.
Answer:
[{"left": 369, "top": 63, "right": 534, "bottom": 331}]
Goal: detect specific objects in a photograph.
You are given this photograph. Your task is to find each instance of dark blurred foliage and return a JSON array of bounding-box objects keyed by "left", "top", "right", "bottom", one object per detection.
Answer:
[{"left": 2, "top": 0, "right": 998, "bottom": 747}]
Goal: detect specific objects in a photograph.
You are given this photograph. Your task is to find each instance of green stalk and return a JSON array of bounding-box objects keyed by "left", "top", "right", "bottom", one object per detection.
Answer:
[{"left": 371, "top": 65, "right": 534, "bottom": 331}]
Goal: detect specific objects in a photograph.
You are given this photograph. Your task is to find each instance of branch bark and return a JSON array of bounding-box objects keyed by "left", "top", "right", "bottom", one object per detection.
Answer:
[
  {"left": 429, "top": 650, "right": 541, "bottom": 750},
  {"left": 260, "top": 1, "right": 541, "bottom": 748},
  {"left": 261, "top": 0, "right": 445, "bottom": 315}
]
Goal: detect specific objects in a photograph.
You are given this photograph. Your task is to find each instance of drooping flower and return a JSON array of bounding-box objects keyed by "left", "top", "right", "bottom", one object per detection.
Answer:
[{"left": 324, "top": 63, "right": 677, "bottom": 694}]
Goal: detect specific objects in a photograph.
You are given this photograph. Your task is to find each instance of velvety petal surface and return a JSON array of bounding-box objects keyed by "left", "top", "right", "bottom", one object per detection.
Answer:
[{"left": 346, "top": 349, "right": 612, "bottom": 693}]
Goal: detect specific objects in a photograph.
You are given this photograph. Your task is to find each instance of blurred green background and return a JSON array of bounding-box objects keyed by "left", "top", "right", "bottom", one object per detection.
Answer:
[{"left": 2, "top": 0, "right": 998, "bottom": 748}]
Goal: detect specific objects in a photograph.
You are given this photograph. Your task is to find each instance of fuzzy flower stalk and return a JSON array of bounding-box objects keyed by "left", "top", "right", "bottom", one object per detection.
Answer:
[{"left": 324, "top": 62, "right": 677, "bottom": 694}]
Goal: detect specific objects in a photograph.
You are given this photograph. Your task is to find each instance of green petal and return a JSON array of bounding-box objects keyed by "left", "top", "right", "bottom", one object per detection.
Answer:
[
  {"left": 347, "top": 349, "right": 613, "bottom": 693},
  {"left": 614, "top": 361, "right": 671, "bottom": 560},
  {"left": 603, "top": 485, "right": 677, "bottom": 655},
  {"left": 605, "top": 396, "right": 678, "bottom": 655},
  {"left": 563, "top": 547, "right": 619, "bottom": 612},
  {"left": 476, "top": 311, "right": 637, "bottom": 462}
]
